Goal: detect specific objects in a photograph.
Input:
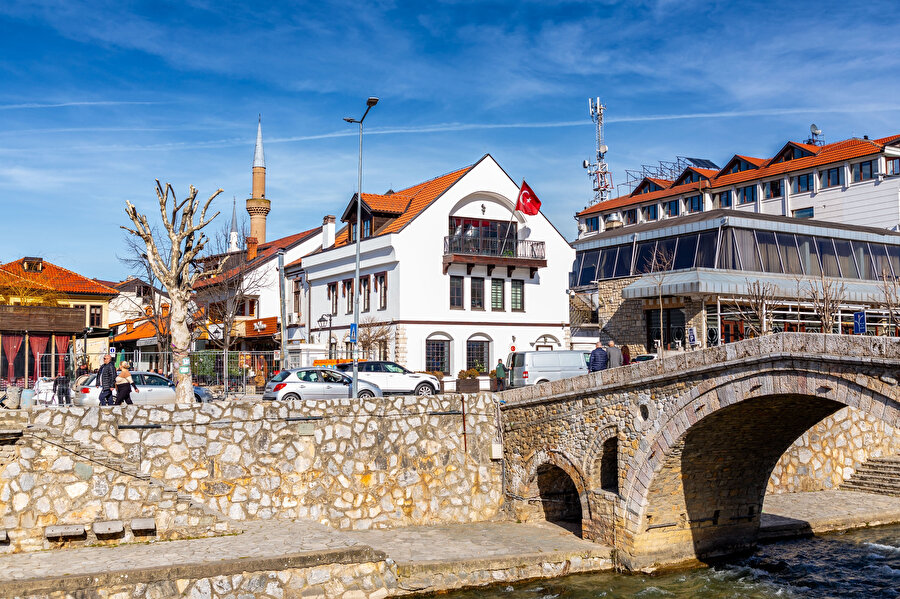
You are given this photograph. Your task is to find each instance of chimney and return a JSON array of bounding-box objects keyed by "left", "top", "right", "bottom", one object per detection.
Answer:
[
  {"left": 247, "top": 237, "right": 258, "bottom": 261},
  {"left": 322, "top": 215, "right": 335, "bottom": 249}
]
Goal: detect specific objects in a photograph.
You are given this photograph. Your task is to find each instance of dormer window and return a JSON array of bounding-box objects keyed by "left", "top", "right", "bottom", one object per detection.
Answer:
[
  {"left": 633, "top": 179, "right": 666, "bottom": 195},
  {"left": 721, "top": 156, "right": 760, "bottom": 175},
  {"left": 774, "top": 144, "right": 815, "bottom": 163},
  {"left": 22, "top": 257, "right": 43, "bottom": 272}
]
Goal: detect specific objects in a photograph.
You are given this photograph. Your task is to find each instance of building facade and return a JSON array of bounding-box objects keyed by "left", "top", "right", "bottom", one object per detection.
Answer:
[{"left": 294, "top": 155, "right": 574, "bottom": 386}]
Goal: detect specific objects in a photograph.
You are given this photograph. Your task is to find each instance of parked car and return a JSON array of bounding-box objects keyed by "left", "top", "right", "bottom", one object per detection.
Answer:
[
  {"left": 506, "top": 350, "right": 592, "bottom": 388},
  {"left": 74, "top": 372, "right": 214, "bottom": 405},
  {"left": 632, "top": 354, "right": 657, "bottom": 362},
  {"left": 262, "top": 367, "right": 382, "bottom": 401},
  {"left": 334, "top": 361, "right": 440, "bottom": 396}
]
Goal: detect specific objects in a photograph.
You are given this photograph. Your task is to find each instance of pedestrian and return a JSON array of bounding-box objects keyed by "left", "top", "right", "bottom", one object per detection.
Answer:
[
  {"left": 588, "top": 341, "right": 608, "bottom": 373},
  {"left": 53, "top": 373, "right": 70, "bottom": 406},
  {"left": 114, "top": 362, "right": 139, "bottom": 406},
  {"left": 494, "top": 358, "right": 507, "bottom": 392},
  {"left": 95, "top": 354, "right": 116, "bottom": 406},
  {"left": 75, "top": 363, "right": 89, "bottom": 378},
  {"left": 606, "top": 340, "right": 623, "bottom": 368},
  {"left": 622, "top": 345, "right": 631, "bottom": 366}
]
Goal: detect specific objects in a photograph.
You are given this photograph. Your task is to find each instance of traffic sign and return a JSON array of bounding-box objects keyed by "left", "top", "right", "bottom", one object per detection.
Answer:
[
  {"left": 349, "top": 323, "right": 357, "bottom": 343},
  {"left": 108, "top": 347, "right": 116, "bottom": 356},
  {"left": 179, "top": 366, "right": 190, "bottom": 374},
  {"left": 853, "top": 311, "right": 867, "bottom": 334}
]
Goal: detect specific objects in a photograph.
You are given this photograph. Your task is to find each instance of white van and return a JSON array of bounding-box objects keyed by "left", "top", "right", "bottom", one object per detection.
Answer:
[{"left": 506, "top": 350, "right": 591, "bottom": 388}]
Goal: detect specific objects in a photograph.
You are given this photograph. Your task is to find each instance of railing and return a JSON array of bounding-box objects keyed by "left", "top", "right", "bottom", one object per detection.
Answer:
[{"left": 443, "top": 235, "right": 546, "bottom": 260}]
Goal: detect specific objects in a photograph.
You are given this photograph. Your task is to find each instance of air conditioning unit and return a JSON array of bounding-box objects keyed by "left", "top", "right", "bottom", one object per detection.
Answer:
[{"left": 287, "top": 313, "right": 298, "bottom": 325}]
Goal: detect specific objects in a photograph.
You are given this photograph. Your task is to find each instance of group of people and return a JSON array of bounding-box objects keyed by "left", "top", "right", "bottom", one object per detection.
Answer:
[
  {"left": 95, "top": 353, "right": 140, "bottom": 406},
  {"left": 589, "top": 340, "right": 630, "bottom": 373}
]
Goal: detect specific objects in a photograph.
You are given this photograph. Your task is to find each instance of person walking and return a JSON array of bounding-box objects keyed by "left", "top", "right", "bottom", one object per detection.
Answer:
[
  {"left": 622, "top": 344, "right": 631, "bottom": 366},
  {"left": 53, "top": 373, "right": 70, "bottom": 406},
  {"left": 606, "top": 340, "right": 623, "bottom": 368},
  {"left": 95, "top": 354, "right": 116, "bottom": 406},
  {"left": 114, "top": 362, "right": 139, "bottom": 406},
  {"left": 589, "top": 341, "right": 608, "bottom": 372},
  {"left": 494, "top": 358, "right": 507, "bottom": 392}
]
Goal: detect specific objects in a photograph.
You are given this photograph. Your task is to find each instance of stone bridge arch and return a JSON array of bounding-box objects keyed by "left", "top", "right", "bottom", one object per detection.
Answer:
[
  {"left": 515, "top": 449, "right": 591, "bottom": 536},
  {"left": 620, "top": 365, "right": 900, "bottom": 570}
]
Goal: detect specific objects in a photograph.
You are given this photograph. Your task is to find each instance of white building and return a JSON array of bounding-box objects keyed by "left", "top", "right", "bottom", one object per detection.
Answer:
[
  {"left": 576, "top": 133, "right": 900, "bottom": 236},
  {"left": 291, "top": 155, "right": 574, "bottom": 386}
]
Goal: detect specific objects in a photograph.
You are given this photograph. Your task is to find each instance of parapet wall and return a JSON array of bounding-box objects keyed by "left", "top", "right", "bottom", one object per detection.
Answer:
[{"left": 28, "top": 394, "right": 503, "bottom": 530}]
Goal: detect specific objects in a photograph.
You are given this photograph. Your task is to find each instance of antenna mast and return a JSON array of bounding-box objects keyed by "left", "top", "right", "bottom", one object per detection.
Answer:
[{"left": 584, "top": 97, "right": 614, "bottom": 206}]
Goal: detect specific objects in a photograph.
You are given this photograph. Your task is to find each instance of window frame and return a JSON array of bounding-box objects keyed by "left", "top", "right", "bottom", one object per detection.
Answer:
[
  {"left": 852, "top": 160, "right": 874, "bottom": 183},
  {"left": 511, "top": 279, "right": 524, "bottom": 312},
  {"left": 821, "top": 166, "right": 843, "bottom": 189},
  {"left": 491, "top": 279, "right": 505, "bottom": 311},
  {"left": 449, "top": 276, "right": 464, "bottom": 309},
  {"left": 737, "top": 184, "right": 757, "bottom": 205},
  {"left": 89, "top": 305, "right": 102, "bottom": 328},
  {"left": 360, "top": 276, "right": 370, "bottom": 313},
  {"left": 665, "top": 199, "right": 680, "bottom": 217},
  {"left": 471, "top": 276, "right": 485, "bottom": 310},
  {"left": 685, "top": 195, "right": 703, "bottom": 214},
  {"left": 642, "top": 204, "right": 658, "bottom": 222},
  {"left": 376, "top": 272, "right": 387, "bottom": 310},
  {"left": 327, "top": 283, "right": 338, "bottom": 316},
  {"left": 425, "top": 339, "right": 450, "bottom": 374},
  {"left": 623, "top": 208, "right": 637, "bottom": 225},
  {"left": 793, "top": 173, "right": 813, "bottom": 193}
]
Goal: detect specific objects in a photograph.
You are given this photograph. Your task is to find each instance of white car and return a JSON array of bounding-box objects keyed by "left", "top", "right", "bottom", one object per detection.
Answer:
[
  {"left": 336, "top": 361, "right": 440, "bottom": 396},
  {"left": 74, "top": 372, "right": 213, "bottom": 405}
]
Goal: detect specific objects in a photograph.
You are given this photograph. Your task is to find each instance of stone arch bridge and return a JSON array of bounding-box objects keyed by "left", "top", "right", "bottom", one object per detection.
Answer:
[{"left": 499, "top": 333, "right": 900, "bottom": 570}]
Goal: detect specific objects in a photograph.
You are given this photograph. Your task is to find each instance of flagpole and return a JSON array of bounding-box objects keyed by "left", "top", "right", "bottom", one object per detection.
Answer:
[{"left": 498, "top": 181, "right": 523, "bottom": 257}]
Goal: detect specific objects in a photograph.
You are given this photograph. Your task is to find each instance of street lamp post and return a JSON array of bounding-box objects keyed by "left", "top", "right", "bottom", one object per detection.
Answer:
[
  {"left": 318, "top": 314, "right": 333, "bottom": 359},
  {"left": 344, "top": 96, "right": 378, "bottom": 399}
]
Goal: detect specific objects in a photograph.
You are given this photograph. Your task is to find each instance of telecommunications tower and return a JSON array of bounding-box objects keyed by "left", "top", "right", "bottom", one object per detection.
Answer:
[{"left": 583, "top": 98, "right": 614, "bottom": 206}]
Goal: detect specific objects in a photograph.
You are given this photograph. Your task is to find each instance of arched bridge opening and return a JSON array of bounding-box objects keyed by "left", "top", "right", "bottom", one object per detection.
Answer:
[{"left": 535, "top": 463, "right": 583, "bottom": 537}]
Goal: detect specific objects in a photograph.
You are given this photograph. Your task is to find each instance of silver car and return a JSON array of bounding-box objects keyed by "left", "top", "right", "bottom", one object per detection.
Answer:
[
  {"left": 262, "top": 367, "right": 382, "bottom": 401},
  {"left": 74, "top": 372, "right": 214, "bottom": 405}
]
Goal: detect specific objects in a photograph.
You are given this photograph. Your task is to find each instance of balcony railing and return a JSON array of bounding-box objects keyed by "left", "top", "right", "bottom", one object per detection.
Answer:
[{"left": 443, "top": 235, "right": 546, "bottom": 260}]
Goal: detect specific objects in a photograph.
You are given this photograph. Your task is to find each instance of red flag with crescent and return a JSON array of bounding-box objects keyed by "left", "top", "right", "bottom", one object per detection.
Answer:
[{"left": 515, "top": 181, "right": 541, "bottom": 215}]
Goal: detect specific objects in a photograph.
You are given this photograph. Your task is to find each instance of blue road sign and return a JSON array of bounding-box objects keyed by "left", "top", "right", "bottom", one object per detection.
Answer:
[
  {"left": 853, "top": 311, "right": 867, "bottom": 335},
  {"left": 349, "top": 323, "right": 357, "bottom": 343}
]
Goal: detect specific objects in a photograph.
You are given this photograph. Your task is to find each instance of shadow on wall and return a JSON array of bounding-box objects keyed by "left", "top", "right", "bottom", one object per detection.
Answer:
[{"left": 535, "top": 463, "right": 583, "bottom": 538}]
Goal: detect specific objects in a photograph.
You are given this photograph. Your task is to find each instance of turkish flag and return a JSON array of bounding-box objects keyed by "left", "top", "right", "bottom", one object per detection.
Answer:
[{"left": 515, "top": 181, "right": 542, "bottom": 215}]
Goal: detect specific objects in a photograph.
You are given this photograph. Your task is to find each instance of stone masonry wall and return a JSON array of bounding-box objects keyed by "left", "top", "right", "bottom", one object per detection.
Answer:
[
  {"left": 28, "top": 393, "right": 503, "bottom": 530},
  {"left": 768, "top": 405, "right": 900, "bottom": 494},
  {"left": 596, "top": 275, "right": 647, "bottom": 356}
]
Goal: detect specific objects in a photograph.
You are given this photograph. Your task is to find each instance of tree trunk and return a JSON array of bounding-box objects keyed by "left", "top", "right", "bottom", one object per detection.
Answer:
[{"left": 169, "top": 293, "right": 193, "bottom": 404}]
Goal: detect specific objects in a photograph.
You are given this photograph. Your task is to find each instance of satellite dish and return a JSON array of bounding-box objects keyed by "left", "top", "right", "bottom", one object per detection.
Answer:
[
  {"left": 810, "top": 123, "right": 822, "bottom": 136},
  {"left": 583, "top": 159, "right": 590, "bottom": 169},
  {"left": 599, "top": 144, "right": 608, "bottom": 155}
]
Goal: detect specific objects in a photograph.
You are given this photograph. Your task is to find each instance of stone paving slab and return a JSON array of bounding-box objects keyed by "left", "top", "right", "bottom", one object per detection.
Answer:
[{"left": 761, "top": 490, "right": 900, "bottom": 540}]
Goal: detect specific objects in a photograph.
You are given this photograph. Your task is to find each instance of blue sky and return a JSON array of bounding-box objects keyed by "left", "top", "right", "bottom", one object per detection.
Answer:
[{"left": 1, "top": 0, "right": 899, "bottom": 280}]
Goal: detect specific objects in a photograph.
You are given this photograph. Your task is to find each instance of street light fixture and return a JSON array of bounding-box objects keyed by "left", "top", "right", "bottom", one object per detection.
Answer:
[
  {"left": 344, "top": 96, "right": 378, "bottom": 399},
  {"left": 317, "top": 314, "right": 333, "bottom": 359}
]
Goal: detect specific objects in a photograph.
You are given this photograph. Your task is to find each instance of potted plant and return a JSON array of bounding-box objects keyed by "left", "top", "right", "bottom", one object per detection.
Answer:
[{"left": 456, "top": 368, "right": 481, "bottom": 394}]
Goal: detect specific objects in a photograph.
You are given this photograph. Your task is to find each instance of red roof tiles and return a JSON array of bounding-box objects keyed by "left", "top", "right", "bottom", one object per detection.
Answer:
[{"left": 0, "top": 258, "right": 117, "bottom": 296}]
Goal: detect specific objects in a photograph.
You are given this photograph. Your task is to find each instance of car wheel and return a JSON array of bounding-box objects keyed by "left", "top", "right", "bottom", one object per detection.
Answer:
[
  {"left": 282, "top": 393, "right": 300, "bottom": 402},
  {"left": 194, "top": 394, "right": 202, "bottom": 403},
  {"left": 357, "top": 390, "right": 375, "bottom": 399},
  {"left": 415, "top": 383, "right": 435, "bottom": 397}
]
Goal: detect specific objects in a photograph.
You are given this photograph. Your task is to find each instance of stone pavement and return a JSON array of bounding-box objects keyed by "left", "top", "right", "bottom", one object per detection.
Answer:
[{"left": 760, "top": 490, "right": 900, "bottom": 540}]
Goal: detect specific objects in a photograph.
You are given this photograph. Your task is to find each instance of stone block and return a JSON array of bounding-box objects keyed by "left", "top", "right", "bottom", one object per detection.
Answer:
[
  {"left": 130, "top": 517, "right": 157, "bottom": 533},
  {"left": 45, "top": 524, "right": 86, "bottom": 539},
  {"left": 92, "top": 520, "right": 124, "bottom": 536}
]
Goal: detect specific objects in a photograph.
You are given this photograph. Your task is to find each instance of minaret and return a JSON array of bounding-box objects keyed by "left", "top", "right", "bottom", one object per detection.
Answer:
[
  {"left": 246, "top": 116, "right": 270, "bottom": 243},
  {"left": 228, "top": 196, "right": 240, "bottom": 253}
]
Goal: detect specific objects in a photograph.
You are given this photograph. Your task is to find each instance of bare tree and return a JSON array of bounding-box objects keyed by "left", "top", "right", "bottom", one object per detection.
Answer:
[
  {"left": 642, "top": 246, "right": 676, "bottom": 360},
  {"left": 356, "top": 316, "right": 393, "bottom": 360},
  {"left": 123, "top": 181, "right": 223, "bottom": 403},
  {"left": 118, "top": 235, "right": 172, "bottom": 369},
  {"left": 871, "top": 268, "right": 900, "bottom": 336},
  {"left": 725, "top": 280, "right": 778, "bottom": 337},
  {"left": 807, "top": 270, "right": 847, "bottom": 334}
]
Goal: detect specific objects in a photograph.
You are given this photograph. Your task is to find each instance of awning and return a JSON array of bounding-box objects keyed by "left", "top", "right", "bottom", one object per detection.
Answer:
[{"left": 621, "top": 268, "right": 886, "bottom": 303}]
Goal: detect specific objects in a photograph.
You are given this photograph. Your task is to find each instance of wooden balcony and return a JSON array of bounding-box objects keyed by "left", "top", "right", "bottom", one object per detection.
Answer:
[{"left": 442, "top": 235, "right": 547, "bottom": 277}]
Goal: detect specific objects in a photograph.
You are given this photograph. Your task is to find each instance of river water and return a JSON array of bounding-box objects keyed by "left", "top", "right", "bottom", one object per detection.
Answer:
[{"left": 437, "top": 524, "right": 900, "bottom": 599}]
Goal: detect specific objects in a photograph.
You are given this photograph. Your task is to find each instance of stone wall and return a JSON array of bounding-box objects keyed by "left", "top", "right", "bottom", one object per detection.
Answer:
[
  {"left": 768, "top": 405, "right": 900, "bottom": 494},
  {"left": 28, "top": 393, "right": 503, "bottom": 530},
  {"left": 596, "top": 275, "right": 647, "bottom": 356}
]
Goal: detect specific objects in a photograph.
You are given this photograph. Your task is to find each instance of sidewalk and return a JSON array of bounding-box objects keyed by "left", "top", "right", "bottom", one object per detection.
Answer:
[{"left": 760, "top": 490, "right": 900, "bottom": 540}]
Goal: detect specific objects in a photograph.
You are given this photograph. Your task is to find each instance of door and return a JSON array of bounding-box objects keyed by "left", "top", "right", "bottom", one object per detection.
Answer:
[
  {"left": 380, "top": 362, "right": 408, "bottom": 393},
  {"left": 138, "top": 373, "right": 175, "bottom": 403},
  {"left": 318, "top": 369, "right": 351, "bottom": 398},
  {"left": 359, "top": 362, "right": 391, "bottom": 392}
]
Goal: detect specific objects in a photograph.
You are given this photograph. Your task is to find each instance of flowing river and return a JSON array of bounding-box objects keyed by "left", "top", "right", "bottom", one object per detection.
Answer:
[{"left": 437, "top": 524, "right": 900, "bottom": 598}]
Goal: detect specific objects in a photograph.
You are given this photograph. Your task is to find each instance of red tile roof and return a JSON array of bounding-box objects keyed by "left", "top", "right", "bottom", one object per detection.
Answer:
[
  {"left": 577, "top": 135, "right": 894, "bottom": 217},
  {"left": 0, "top": 258, "right": 117, "bottom": 296}
]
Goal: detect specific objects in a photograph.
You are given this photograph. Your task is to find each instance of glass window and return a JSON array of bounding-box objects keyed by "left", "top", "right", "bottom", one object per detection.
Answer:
[
  {"left": 344, "top": 280, "right": 354, "bottom": 314},
  {"left": 466, "top": 340, "right": 489, "bottom": 372},
  {"left": 655, "top": 237, "right": 676, "bottom": 270},
  {"left": 795, "top": 235, "right": 821, "bottom": 277},
  {"left": 471, "top": 277, "right": 484, "bottom": 309},
  {"left": 511, "top": 280, "right": 524, "bottom": 311},
  {"left": 614, "top": 244, "right": 633, "bottom": 277},
  {"left": 776, "top": 233, "right": 802, "bottom": 275},
  {"left": 377, "top": 273, "right": 388, "bottom": 310},
  {"left": 642, "top": 204, "right": 658, "bottom": 221},
  {"left": 89, "top": 305, "right": 102, "bottom": 327},
  {"left": 763, "top": 180, "right": 782, "bottom": 199},
  {"left": 297, "top": 370, "right": 320, "bottom": 383},
  {"left": 328, "top": 283, "right": 338, "bottom": 315},
  {"left": 685, "top": 195, "right": 702, "bottom": 213},
  {"left": 888, "top": 157, "right": 900, "bottom": 176},
  {"left": 450, "top": 276, "right": 463, "bottom": 308},
  {"left": 833, "top": 240, "right": 859, "bottom": 279},
  {"left": 491, "top": 279, "right": 504, "bottom": 311},
  {"left": 577, "top": 250, "right": 599, "bottom": 286},
  {"left": 144, "top": 375, "right": 170, "bottom": 387},
  {"left": 718, "top": 228, "right": 740, "bottom": 270},
  {"left": 623, "top": 209, "right": 637, "bottom": 225},
  {"left": 851, "top": 241, "right": 873, "bottom": 280},
  {"left": 852, "top": 160, "right": 874, "bottom": 182},
  {"left": 425, "top": 340, "right": 450, "bottom": 374},
  {"left": 886, "top": 245, "right": 900, "bottom": 278},
  {"left": 792, "top": 174, "right": 813, "bottom": 193},
  {"left": 584, "top": 217, "right": 599, "bottom": 232},
  {"left": 822, "top": 166, "right": 843, "bottom": 188},
  {"left": 871, "top": 243, "right": 894, "bottom": 279},
  {"left": 793, "top": 207, "right": 814, "bottom": 219},
  {"left": 363, "top": 219, "right": 372, "bottom": 238},
  {"left": 695, "top": 231, "right": 718, "bottom": 268},
  {"left": 737, "top": 185, "right": 757, "bottom": 205},
  {"left": 734, "top": 229, "right": 761, "bottom": 272},
  {"left": 817, "top": 238, "right": 841, "bottom": 277},
  {"left": 634, "top": 240, "right": 657, "bottom": 273},
  {"left": 570, "top": 254, "right": 583, "bottom": 287},
  {"left": 665, "top": 199, "right": 679, "bottom": 217},
  {"left": 717, "top": 191, "right": 732, "bottom": 208},
  {"left": 755, "top": 231, "right": 782, "bottom": 273},
  {"left": 673, "top": 235, "right": 696, "bottom": 270},
  {"left": 597, "top": 247, "right": 617, "bottom": 278},
  {"left": 361, "top": 277, "right": 370, "bottom": 312}
]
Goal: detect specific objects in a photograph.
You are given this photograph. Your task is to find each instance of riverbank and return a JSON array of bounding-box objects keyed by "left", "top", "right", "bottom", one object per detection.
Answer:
[{"left": 0, "top": 491, "right": 898, "bottom": 598}]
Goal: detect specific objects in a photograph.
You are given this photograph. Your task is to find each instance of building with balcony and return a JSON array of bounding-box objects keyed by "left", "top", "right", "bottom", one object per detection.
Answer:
[
  {"left": 293, "top": 155, "right": 573, "bottom": 386},
  {"left": 569, "top": 209, "right": 900, "bottom": 355},
  {"left": 575, "top": 133, "right": 900, "bottom": 236}
]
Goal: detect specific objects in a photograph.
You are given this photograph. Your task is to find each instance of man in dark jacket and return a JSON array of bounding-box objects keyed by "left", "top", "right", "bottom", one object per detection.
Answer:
[
  {"left": 96, "top": 354, "right": 116, "bottom": 406},
  {"left": 588, "top": 341, "right": 608, "bottom": 372}
]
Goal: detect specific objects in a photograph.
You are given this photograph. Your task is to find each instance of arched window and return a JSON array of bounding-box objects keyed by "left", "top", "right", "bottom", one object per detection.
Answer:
[
  {"left": 426, "top": 332, "right": 452, "bottom": 374},
  {"left": 466, "top": 333, "right": 491, "bottom": 373}
]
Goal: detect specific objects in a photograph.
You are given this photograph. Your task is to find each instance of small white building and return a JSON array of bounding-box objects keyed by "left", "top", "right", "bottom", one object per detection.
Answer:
[{"left": 291, "top": 154, "right": 574, "bottom": 386}]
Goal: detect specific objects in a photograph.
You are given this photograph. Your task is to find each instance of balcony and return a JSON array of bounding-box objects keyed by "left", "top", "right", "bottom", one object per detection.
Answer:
[{"left": 442, "top": 235, "right": 547, "bottom": 277}]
